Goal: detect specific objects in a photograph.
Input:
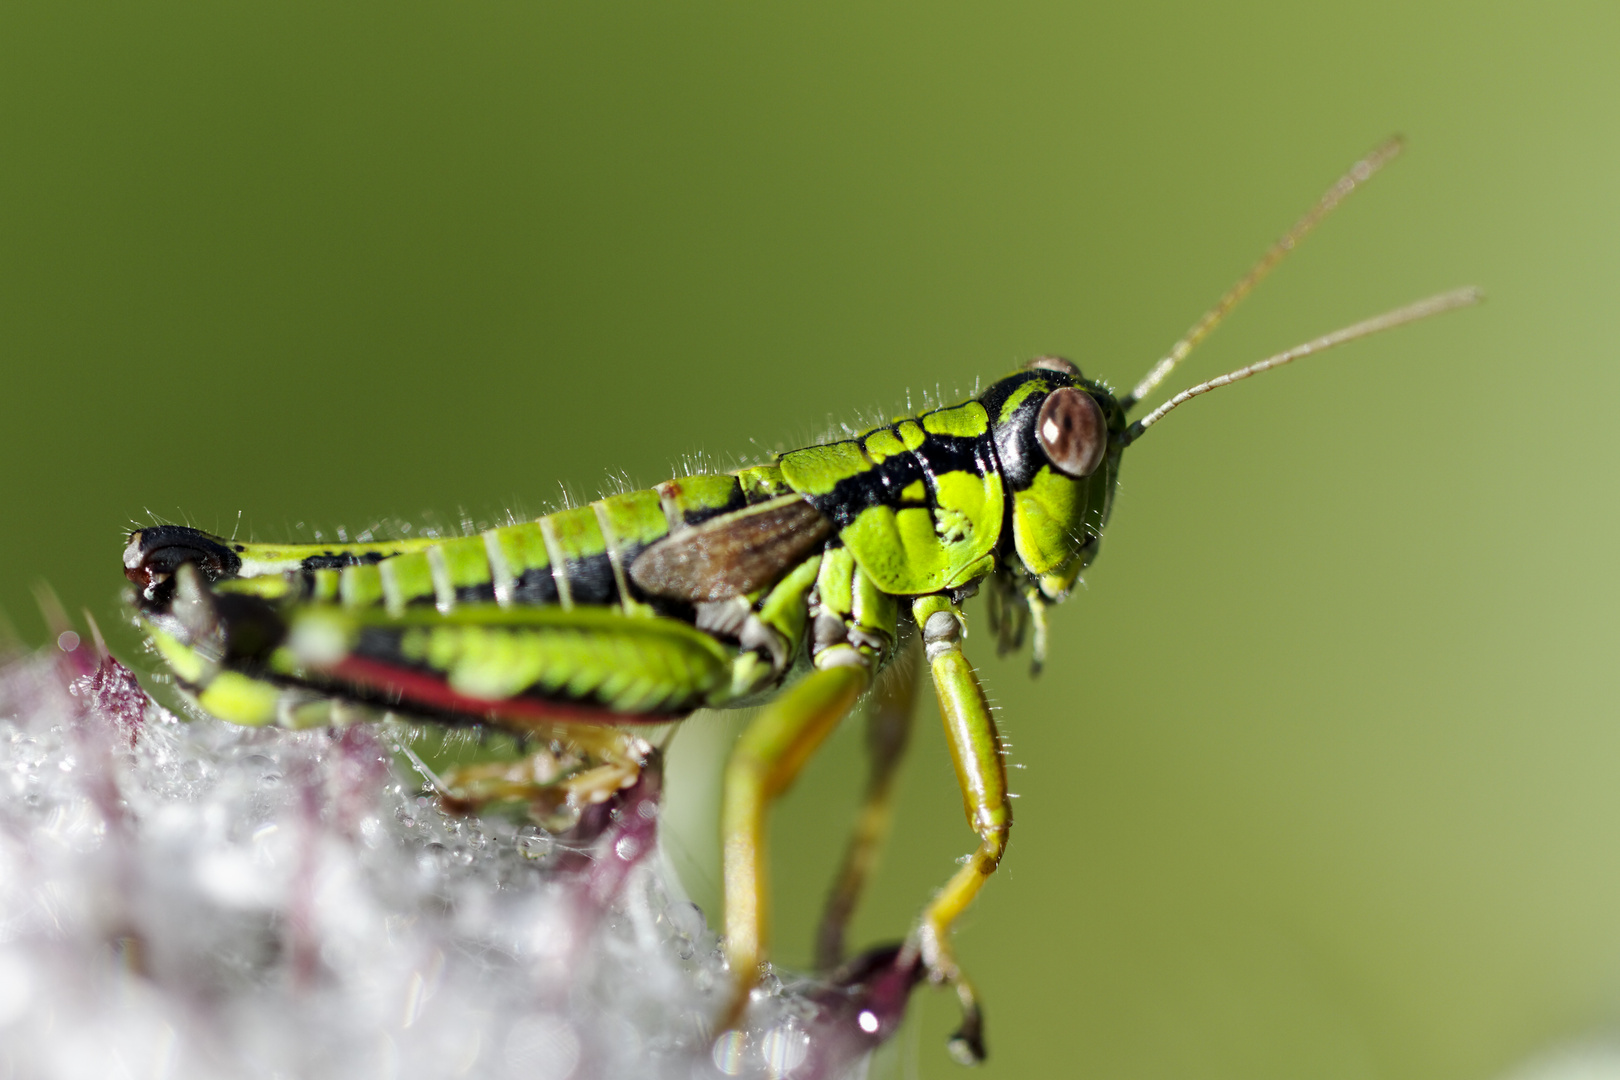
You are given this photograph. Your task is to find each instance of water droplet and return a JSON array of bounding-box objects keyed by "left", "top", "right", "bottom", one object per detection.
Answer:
[
  {"left": 665, "top": 900, "right": 705, "bottom": 940},
  {"left": 760, "top": 1021, "right": 808, "bottom": 1077},
  {"left": 711, "top": 1030, "right": 749, "bottom": 1076}
]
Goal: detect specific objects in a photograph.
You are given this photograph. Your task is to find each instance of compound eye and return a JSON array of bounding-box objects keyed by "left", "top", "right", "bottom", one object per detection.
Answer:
[
  {"left": 1026, "top": 356, "right": 1081, "bottom": 377},
  {"left": 1036, "top": 387, "right": 1107, "bottom": 478}
]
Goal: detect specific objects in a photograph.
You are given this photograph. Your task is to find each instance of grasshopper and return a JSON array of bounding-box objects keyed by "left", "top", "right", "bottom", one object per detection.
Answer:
[{"left": 122, "top": 138, "right": 1475, "bottom": 1064}]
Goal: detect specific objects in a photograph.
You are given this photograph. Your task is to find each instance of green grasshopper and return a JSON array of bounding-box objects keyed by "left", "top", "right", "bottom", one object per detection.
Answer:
[{"left": 122, "top": 138, "right": 1476, "bottom": 1064}]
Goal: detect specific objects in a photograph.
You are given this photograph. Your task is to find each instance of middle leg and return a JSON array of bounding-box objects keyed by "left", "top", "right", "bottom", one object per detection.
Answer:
[
  {"left": 719, "top": 653, "right": 871, "bottom": 1026},
  {"left": 814, "top": 631, "right": 921, "bottom": 971}
]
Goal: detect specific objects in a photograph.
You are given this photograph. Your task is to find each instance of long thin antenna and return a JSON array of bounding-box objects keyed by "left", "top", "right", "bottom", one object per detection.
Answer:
[
  {"left": 1124, "top": 287, "right": 1481, "bottom": 443},
  {"left": 1123, "top": 137, "right": 1406, "bottom": 412}
]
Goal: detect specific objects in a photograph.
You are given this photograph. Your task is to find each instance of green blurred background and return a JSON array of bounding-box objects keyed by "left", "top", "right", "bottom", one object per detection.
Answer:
[{"left": 2, "top": 3, "right": 1616, "bottom": 1077}]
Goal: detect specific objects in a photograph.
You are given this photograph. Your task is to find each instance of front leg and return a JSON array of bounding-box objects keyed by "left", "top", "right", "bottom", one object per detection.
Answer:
[{"left": 906, "top": 594, "right": 1011, "bottom": 1065}]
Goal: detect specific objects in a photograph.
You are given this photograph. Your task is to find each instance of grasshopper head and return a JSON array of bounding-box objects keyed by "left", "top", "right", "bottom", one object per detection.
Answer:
[
  {"left": 973, "top": 288, "right": 1477, "bottom": 670},
  {"left": 981, "top": 358, "right": 1127, "bottom": 605}
]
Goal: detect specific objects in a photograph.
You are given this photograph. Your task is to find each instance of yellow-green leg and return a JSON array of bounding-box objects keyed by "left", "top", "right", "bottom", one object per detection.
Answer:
[
  {"left": 906, "top": 595, "right": 1010, "bottom": 1065},
  {"left": 814, "top": 634, "right": 921, "bottom": 971},
  {"left": 720, "top": 652, "right": 872, "bottom": 1027}
]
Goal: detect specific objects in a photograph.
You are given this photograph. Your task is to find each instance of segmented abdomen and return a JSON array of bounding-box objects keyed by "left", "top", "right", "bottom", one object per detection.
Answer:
[
  {"left": 127, "top": 464, "right": 796, "bottom": 618},
  {"left": 122, "top": 465, "right": 812, "bottom": 728}
]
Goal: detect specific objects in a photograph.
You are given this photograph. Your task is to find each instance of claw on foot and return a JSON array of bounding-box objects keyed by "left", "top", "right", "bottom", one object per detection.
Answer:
[
  {"left": 945, "top": 981, "right": 987, "bottom": 1065},
  {"left": 901, "top": 929, "right": 989, "bottom": 1064}
]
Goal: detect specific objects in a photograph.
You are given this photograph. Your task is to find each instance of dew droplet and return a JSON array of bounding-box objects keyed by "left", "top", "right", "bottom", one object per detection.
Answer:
[
  {"left": 711, "top": 1030, "right": 749, "bottom": 1076},
  {"left": 760, "top": 1021, "right": 808, "bottom": 1077}
]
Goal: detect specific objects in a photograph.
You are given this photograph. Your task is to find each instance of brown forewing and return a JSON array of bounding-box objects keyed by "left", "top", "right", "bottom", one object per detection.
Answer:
[{"left": 628, "top": 494, "right": 832, "bottom": 602}]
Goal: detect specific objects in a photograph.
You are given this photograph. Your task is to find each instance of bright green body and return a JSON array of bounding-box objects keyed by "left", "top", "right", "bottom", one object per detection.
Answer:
[
  {"left": 123, "top": 361, "right": 1127, "bottom": 1066},
  {"left": 127, "top": 364, "right": 1122, "bottom": 734}
]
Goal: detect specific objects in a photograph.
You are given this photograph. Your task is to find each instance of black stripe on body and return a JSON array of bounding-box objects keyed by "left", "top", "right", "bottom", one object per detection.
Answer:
[
  {"left": 300, "top": 551, "right": 389, "bottom": 570},
  {"left": 804, "top": 430, "right": 998, "bottom": 530},
  {"left": 825, "top": 451, "right": 927, "bottom": 529},
  {"left": 978, "top": 368, "right": 1102, "bottom": 493},
  {"left": 453, "top": 583, "right": 497, "bottom": 605},
  {"left": 558, "top": 553, "right": 619, "bottom": 608},
  {"left": 510, "top": 567, "right": 563, "bottom": 605},
  {"left": 489, "top": 486, "right": 729, "bottom": 628},
  {"left": 658, "top": 475, "right": 748, "bottom": 528},
  {"left": 683, "top": 488, "right": 747, "bottom": 526}
]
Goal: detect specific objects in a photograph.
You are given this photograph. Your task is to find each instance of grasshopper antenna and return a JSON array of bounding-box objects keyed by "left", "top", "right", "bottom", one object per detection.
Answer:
[
  {"left": 1122, "top": 137, "right": 1406, "bottom": 412},
  {"left": 1123, "top": 287, "right": 1481, "bottom": 444}
]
